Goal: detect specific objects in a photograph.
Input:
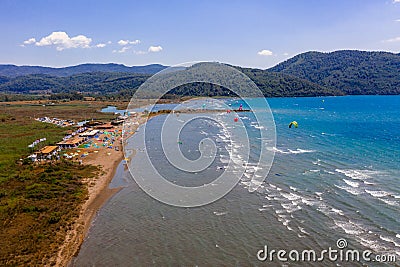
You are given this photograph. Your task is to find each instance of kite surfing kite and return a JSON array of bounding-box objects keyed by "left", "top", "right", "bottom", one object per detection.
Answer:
[{"left": 289, "top": 121, "right": 298, "bottom": 128}]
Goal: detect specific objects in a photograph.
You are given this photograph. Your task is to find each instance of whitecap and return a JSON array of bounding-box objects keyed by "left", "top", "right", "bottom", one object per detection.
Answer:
[
  {"left": 298, "top": 227, "right": 310, "bottom": 235},
  {"left": 288, "top": 149, "right": 316, "bottom": 154},
  {"left": 359, "top": 237, "right": 382, "bottom": 251},
  {"left": 365, "top": 190, "right": 391, "bottom": 198},
  {"left": 312, "top": 159, "right": 322, "bottom": 165},
  {"left": 379, "top": 235, "right": 400, "bottom": 247},
  {"left": 331, "top": 208, "right": 344, "bottom": 216},
  {"left": 240, "top": 181, "right": 251, "bottom": 187},
  {"left": 286, "top": 206, "right": 302, "bottom": 213},
  {"left": 334, "top": 220, "right": 364, "bottom": 235},
  {"left": 289, "top": 186, "right": 297, "bottom": 191},
  {"left": 253, "top": 125, "right": 264, "bottom": 129},
  {"left": 301, "top": 198, "right": 316, "bottom": 206},
  {"left": 269, "top": 147, "right": 289, "bottom": 154},
  {"left": 335, "top": 184, "right": 362, "bottom": 195},
  {"left": 380, "top": 199, "right": 399, "bottom": 207},
  {"left": 281, "top": 203, "right": 295, "bottom": 210},
  {"left": 213, "top": 211, "right": 228, "bottom": 216},
  {"left": 280, "top": 192, "right": 301, "bottom": 201},
  {"left": 335, "top": 169, "right": 384, "bottom": 180},
  {"left": 343, "top": 179, "right": 359, "bottom": 188}
]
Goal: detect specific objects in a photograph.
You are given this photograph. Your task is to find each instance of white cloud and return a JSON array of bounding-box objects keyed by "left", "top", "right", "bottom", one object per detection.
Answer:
[
  {"left": 395, "top": 19, "right": 400, "bottom": 22},
  {"left": 23, "top": 38, "right": 36, "bottom": 45},
  {"left": 283, "top": 52, "right": 289, "bottom": 56},
  {"left": 383, "top": 36, "right": 400, "bottom": 43},
  {"left": 33, "top": 31, "right": 92, "bottom": 51},
  {"left": 117, "top": 40, "right": 128, "bottom": 46},
  {"left": 148, "top": 45, "right": 163, "bottom": 52},
  {"left": 134, "top": 50, "right": 147, "bottom": 55},
  {"left": 113, "top": 46, "right": 131, "bottom": 53},
  {"left": 394, "top": 0, "right": 400, "bottom": 3},
  {"left": 257, "top": 49, "right": 273, "bottom": 56},
  {"left": 95, "top": 43, "right": 106, "bottom": 48},
  {"left": 118, "top": 39, "right": 140, "bottom": 46}
]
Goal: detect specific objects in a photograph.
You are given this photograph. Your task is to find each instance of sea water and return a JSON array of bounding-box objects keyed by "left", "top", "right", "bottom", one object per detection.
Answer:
[{"left": 73, "top": 95, "right": 400, "bottom": 266}]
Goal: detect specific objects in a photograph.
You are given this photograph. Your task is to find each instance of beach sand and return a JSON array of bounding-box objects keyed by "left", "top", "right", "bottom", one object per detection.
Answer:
[
  {"left": 54, "top": 140, "right": 123, "bottom": 266},
  {"left": 53, "top": 115, "right": 148, "bottom": 266}
]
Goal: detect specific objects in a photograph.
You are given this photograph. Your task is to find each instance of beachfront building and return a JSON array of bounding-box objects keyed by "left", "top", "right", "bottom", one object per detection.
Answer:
[
  {"left": 95, "top": 123, "right": 114, "bottom": 130},
  {"left": 79, "top": 129, "right": 99, "bottom": 139},
  {"left": 57, "top": 137, "right": 85, "bottom": 149},
  {"left": 111, "top": 119, "right": 124, "bottom": 125},
  {"left": 35, "top": 145, "right": 59, "bottom": 160}
]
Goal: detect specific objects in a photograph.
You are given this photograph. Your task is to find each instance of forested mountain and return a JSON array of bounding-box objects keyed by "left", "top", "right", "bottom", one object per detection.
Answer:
[
  {"left": 239, "top": 67, "right": 343, "bottom": 97},
  {"left": 0, "top": 70, "right": 338, "bottom": 97},
  {"left": 0, "top": 63, "right": 167, "bottom": 77},
  {"left": 0, "top": 72, "right": 149, "bottom": 94},
  {"left": 269, "top": 50, "right": 400, "bottom": 95},
  {"left": 1, "top": 50, "right": 399, "bottom": 98}
]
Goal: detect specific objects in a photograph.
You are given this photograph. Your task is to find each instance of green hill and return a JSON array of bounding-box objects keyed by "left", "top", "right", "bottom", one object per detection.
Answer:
[
  {"left": 0, "top": 63, "right": 167, "bottom": 77},
  {"left": 0, "top": 70, "right": 336, "bottom": 98},
  {"left": 0, "top": 72, "right": 149, "bottom": 95},
  {"left": 1, "top": 50, "right": 400, "bottom": 98},
  {"left": 269, "top": 50, "right": 400, "bottom": 95}
]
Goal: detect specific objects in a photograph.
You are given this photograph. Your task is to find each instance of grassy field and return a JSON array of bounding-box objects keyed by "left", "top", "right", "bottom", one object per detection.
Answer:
[
  {"left": 0, "top": 101, "right": 120, "bottom": 265},
  {"left": 1, "top": 100, "right": 122, "bottom": 121}
]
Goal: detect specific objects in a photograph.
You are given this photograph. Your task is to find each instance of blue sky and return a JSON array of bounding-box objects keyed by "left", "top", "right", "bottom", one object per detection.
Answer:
[{"left": 1, "top": 0, "right": 400, "bottom": 68}]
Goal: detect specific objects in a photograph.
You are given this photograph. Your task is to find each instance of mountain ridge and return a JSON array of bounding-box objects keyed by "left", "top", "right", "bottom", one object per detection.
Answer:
[
  {"left": 269, "top": 50, "right": 400, "bottom": 95},
  {"left": 0, "top": 63, "right": 168, "bottom": 77},
  {"left": 1, "top": 50, "right": 399, "bottom": 97}
]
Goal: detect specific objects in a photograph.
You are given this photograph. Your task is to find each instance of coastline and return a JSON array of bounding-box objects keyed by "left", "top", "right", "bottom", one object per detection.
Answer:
[
  {"left": 54, "top": 115, "right": 148, "bottom": 267},
  {"left": 53, "top": 107, "right": 238, "bottom": 266},
  {"left": 54, "top": 147, "right": 124, "bottom": 267}
]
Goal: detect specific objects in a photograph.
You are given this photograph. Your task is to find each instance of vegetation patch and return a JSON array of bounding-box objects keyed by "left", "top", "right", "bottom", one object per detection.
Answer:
[{"left": 0, "top": 103, "right": 102, "bottom": 265}]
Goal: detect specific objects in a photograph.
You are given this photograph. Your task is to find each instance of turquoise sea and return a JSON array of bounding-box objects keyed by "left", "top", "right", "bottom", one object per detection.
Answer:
[{"left": 74, "top": 95, "right": 399, "bottom": 266}]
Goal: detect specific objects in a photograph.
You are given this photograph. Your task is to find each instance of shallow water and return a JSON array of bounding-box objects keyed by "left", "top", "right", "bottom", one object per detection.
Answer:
[{"left": 73, "top": 95, "right": 400, "bottom": 266}]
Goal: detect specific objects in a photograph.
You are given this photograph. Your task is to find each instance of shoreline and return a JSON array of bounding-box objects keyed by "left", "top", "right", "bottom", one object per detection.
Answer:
[
  {"left": 54, "top": 148, "right": 124, "bottom": 267},
  {"left": 54, "top": 115, "right": 148, "bottom": 267}
]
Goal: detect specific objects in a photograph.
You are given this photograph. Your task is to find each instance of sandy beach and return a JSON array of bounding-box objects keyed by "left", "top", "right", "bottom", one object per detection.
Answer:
[{"left": 53, "top": 115, "right": 148, "bottom": 267}]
